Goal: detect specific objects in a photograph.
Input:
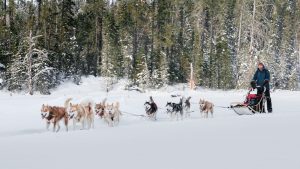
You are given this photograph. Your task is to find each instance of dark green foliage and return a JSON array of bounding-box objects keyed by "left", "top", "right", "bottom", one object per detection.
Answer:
[{"left": 0, "top": 0, "right": 299, "bottom": 93}]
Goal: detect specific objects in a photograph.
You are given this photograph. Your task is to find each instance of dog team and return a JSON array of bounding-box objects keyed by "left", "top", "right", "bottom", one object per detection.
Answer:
[{"left": 41, "top": 96, "right": 214, "bottom": 132}]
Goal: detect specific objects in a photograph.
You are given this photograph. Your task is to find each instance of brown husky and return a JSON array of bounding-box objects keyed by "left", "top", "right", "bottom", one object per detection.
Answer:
[
  {"left": 199, "top": 99, "right": 214, "bottom": 118},
  {"left": 41, "top": 98, "right": 72, "bottom": 132},
  {"left": 95, "top": 98, "right": 107, "bottom": 119}
]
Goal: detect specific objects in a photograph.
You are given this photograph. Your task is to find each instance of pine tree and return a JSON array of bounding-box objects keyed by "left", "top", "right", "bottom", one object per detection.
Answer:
[
  {"left": 7, "top": 54, "right": 27, "bottom": 91},
  {"left": 32, "top": 49, "right": 54, "bottom": 95},
  {"left": 1, "top": 0, "right": 300, "bottom": 92},
  {"left": 135, "top": 49, "right": 150, "bottom": 89}
]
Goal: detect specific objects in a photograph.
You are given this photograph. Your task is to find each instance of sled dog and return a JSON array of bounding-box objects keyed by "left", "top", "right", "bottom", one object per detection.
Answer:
[
  {"left": 144, "top": 96, "right": 158, "bottom": 120},
  {"left": 166, "top": 98, "right": 184, "bottom": 120},
  {"left": 69, "top": 99, "right": 94, "bottom": 130},
  {"left": 199, "top": 99, "right": 214, "bottom": 118},
  {"left": 41, "top": 98, "right": 72, "bottom": 132},
  {"left": 183, "top": 96, "right": 192, "bottom": 118},
  {"left": 95, "top": 98, "right": 107, "bottom": 119},
  {"left": 103, "top": 102, "right": 121, "bottom": 127}
]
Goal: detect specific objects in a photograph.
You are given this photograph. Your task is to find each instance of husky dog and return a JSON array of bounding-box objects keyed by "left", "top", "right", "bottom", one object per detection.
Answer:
[
  {"left": 183, "top": 96, "right": 192, "bottom": 118},
  {"left": 41, "top": 98, "right": 72, "bottom": 132},
  {"left": 144, "top": 96, "right": 158, "bottom": 120},
  {"left": 199, "top": 99, "right": 214, "bottom": 118},
  {"left": 95, "top": 98, "right": 107, "bottom": 119},
  {"left": 104, "top": 102, "right": 121, "bottom": 127},
  {"left": 69, "top": 99, "right": 94, "bottom": 130},
  {"left": 166, "top": 98, "right": 183, "bottom": 120}
]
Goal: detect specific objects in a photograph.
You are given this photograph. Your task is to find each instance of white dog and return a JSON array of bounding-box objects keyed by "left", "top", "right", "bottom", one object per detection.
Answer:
[
  {"left": 104, "top": 102, "right": 121, "bottom": 127},
  {"left": 69, "top": 99, "right": 94, "bottom": 130}
]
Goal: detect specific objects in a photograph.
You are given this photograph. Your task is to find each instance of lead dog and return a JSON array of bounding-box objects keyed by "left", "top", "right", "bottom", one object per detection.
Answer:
[
  {"left": 41, "top": 98, "right": 72, "bottom": 132},
  {"left": 199, "top": 99, "right": 214, "bottom": 118},
  {"left": 69, "top": 99, "right": 94, "bottom": 130}
]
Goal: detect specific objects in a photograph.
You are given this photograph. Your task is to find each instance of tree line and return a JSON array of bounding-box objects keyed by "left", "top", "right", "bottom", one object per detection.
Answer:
[{"left": 0, "top": 0, "right": 299, "bottom": 94}]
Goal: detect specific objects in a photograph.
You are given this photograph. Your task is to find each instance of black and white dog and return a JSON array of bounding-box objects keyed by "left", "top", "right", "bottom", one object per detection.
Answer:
[
  {"left": 166, "top": 98, "right": 183, "bottom": 120},
  {"left": 184, "top": 96, "right": 192, "bottom": 118},
  {"left": 144, "top": 96, "right": 158, "bottom": 120}
]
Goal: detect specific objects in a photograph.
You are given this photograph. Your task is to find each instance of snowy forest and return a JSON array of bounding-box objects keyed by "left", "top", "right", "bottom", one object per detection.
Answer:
[{"left": 0, "top": 0, "right": 299, "bottom": 94}]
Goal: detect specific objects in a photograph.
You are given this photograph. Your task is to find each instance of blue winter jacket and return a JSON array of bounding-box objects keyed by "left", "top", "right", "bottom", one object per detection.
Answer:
[{"left": 252, "top": 68, "right": 270, "bottom": 90}]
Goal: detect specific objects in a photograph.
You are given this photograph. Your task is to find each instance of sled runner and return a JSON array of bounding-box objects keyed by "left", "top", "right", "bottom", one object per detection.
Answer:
[{"left": 230, "top": 86, "right": 266, "bottom": 115}]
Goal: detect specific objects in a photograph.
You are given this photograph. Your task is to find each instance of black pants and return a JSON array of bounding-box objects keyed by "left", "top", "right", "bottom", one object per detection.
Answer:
[{"left": 265, "top": 89, "right": 272, "bottom": 112}]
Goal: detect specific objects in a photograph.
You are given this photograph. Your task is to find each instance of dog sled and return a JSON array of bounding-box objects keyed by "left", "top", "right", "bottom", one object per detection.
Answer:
[{"left": 230, "top": 86, "right": 266, "bottom": 115}]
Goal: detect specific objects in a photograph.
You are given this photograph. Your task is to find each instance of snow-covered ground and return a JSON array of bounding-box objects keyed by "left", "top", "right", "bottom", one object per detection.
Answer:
[{"left": 0, "top": 77, "right": 299, "bottom": 169}]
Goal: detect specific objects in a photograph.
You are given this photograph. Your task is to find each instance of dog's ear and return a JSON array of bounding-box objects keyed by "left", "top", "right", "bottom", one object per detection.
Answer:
[{"left": 115, "top": 102, "right": 119, "bottom": 108}]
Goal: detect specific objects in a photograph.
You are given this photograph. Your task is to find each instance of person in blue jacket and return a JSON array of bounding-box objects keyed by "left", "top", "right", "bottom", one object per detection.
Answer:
[{"left": 251, "top": 62, "right": 272, "bottom": 113}]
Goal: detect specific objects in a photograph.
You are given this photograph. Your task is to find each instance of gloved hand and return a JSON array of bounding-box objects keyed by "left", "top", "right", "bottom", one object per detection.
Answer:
[
  {"left": 263, "top": 80, "right": 269, "bottom": 86},
  {"left": 250, "top": 80, "right": 256, "bottom": 88}
]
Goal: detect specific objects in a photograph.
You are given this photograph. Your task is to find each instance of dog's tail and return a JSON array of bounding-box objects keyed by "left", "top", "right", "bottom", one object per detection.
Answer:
[
  {"left": 150, "top": 96, "right": 154, "bottom": 103},
  {"left": 102, "top": 98, "right": 107, "bottom": 105},
  {"left": 64, "top": 98, "right": 72, "bottom": 109},
  {"left": 114, "top": 102, "right": 122, "bottom": 115},
  {"left": 115, "top": 101, "right": 120, "bottom": 109},
  {"left": 88, "top": 102, "right": 94, "bottom": 114}
]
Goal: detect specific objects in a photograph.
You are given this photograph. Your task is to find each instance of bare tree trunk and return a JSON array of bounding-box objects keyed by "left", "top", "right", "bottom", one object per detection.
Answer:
[
  {"left": 95, "top": 2, "right": 103, "bottom": 76},
  {"left": 236, "top": 0, "right": 244, "bottom": 87},
  {"left": 189, "top": 63, "right": 195, "bottom": 90},
  {"left": 249, "top": 0, "right": 256, "bottom": 61},
  {"left": 28, "top": 31, "right": 33, "bottom": 95},
  {"left": 237, "top": 0, "right": 243, "bottom": 57}
]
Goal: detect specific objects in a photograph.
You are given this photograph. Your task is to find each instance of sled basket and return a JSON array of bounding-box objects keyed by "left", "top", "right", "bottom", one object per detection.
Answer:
[{"left": 230, "top": 102, "right": 254, "bottom": 115}]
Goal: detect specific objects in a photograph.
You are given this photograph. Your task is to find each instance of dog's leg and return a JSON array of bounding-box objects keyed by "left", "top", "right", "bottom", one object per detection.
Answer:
[
  {"left": 200, "top": 108, "right": 203, "bottom": 118},
  {"left": 92, "top": 116, "right": 95, "bottom": 129},
  {"left": 46, "top": 121, "right": 50, "bottom": 131},
  {"left": 109, "top": 118, "right": 113, "bottom": 127},
  {"left": 105, "top": 117, "right": 112, "bottom": 127},
  {"left": 73, "top": 119, "right": 76, "bottom": 130},
  {"left": 56, "top": 121, "right": 61, "bottom": 132},
  {"left": 114, "top": 117, "right": 118, "bottom": 126},
  {"left": 89, "top": 114, "right": 94, "bottom": 129},
  {"left": 64, "top": 117, "right": 68, "bottom": 132},
  {"left": 53, "top": 121, "right": 56, "bottom": 132},
  {"left": 80, "top": 118, "right": 84, "bottom": 130},
  {"left": 153, "top": 113, "right": 157, "bottom": 121},
  {"left": 180, "top": 110, "right": 183, "bottom": 120},
  {"left": 89, "top": 116, "right": 93, "bottom": 129},
  {"left": 87, "top": 117, "right": 90, "bottom": 129}
]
